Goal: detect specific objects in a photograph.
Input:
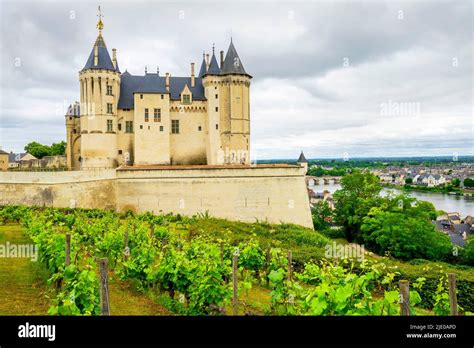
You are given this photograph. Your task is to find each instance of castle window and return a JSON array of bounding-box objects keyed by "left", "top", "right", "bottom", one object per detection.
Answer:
[
  {"left": 140, "top": 94, "right": 143, "bottom": 99},
  {"left": 198, "top": 126, "right": 202, "bottom": 131},
  {"left": 140, "top": 125, "right": 143, "bottom": 129},
  {"left": 160, "top": 126, "right": 164, "bottom": 132},
  {"left": 125, "top": 121, "right": 133, "bottom": 133},
  {"left": 118, "top": 123, "right": 122, "bottom": 131},
  {"left": 154, "top": 108, "right": 161, "bottom": 122},
  {"left": 216, "top": 124, "right": 218, "bottom": 130},
  {"left": 161, "top": 95, "right": 164, "bottom": 100},
  {"left": 182, "top": 94, "right": 191, "bottom": 105},
  {"left": 215, "top": 107, "right": 218, "bottom": 112},
  {"left": 106, "top": 85, "right": 113, "bottom": 96},
  {"left": 73, "top": 129, "right": 77, "bottom": 134},
  {"left": 107, "top": 120, "right": 113, "bottom": 132},
  {"left": 107, "top": 103, "right": 113, "bottom": 114},
  {"left": 171, "top": 120, "right": 180, "bottom": 134},
  {"left": 118, "top": 150, "right": 123, "bottom": 155},
  {"left": 215, "top": 94, "right": 218, "bottom": 99},
  {"left": 144, "top": 108, "right": 149, "bottom": 122}
]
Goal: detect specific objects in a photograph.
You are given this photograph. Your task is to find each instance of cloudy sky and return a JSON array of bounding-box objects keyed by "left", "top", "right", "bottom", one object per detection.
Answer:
[{"left": 0, "top": 0, "right": 472, "bottom": 159}]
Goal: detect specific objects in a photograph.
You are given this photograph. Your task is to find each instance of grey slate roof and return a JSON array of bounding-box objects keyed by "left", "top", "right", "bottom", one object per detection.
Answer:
[
  {"left": 297, "top": 151, "right": 308, "bottom": 163},
  {"left": 66, "top": 102, "right": 80, "bottom": 117},
  {"left": 8, "top": 153, "right": 26, "bottom": 162},
  {"left": 205, "top": 53, "right": 220, "bottom": 75},
  {"left": 220, "top": 40, "right": 250, "bottom": 76},
  {"left": 198, "top": 56, "right": 207, "bottom": 77},
  {"left": 82, "top": 34, "right": 119, "bottom": 72},
  {"left": 118, "top": 72, "right": 206, "bottom": 109}
]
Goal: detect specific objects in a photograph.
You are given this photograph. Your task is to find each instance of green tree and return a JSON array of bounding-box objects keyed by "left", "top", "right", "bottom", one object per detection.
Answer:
[
  {"left": 50, "top": 141, "right": 66, "bottom": 156},
  {"left": 311, "top": 200, "right": 333, "bottom": 231},
  {"left": 451, "top": 178, "right": 461, "bottom": 188},
  {"left": 24, "top": 141, "right": 50, "bottom": 159},
  {"left": 464, "top": 178, "right": 474, "bottom": 188},
  {"left": 333, "top": 171, "right": 382, "bottom": 242},
  {"left": 405, "top": 178, "right": 413, "bottom": 185},
  {"left": 24, "top": 141, "right": 66, "bottom": 159}
]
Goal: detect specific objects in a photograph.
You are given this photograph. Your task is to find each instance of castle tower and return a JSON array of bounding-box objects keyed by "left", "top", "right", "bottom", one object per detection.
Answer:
[
  {"left": 297, "top": 151, "right": 308, "bottom": 173},
  {"left": 202, "top": 48, "right": 223, "bottom": 165},
  {"left": 65, "top": 102, "right": 81, "bottom": 170},
  {"left": 218, "top": 39, "right": 251, "bottom": 164},
  {"left": 78, "top": 10, "right": 121, "bottom": 169}
]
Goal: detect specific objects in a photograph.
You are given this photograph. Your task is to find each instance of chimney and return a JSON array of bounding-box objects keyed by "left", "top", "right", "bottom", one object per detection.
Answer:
[
  {"left": 205, "top": 53, "right": 210, "bottom": 71},
  {"left": 191, "top": 63, "right": 195, "bottom": 87},
  {"left": 94, "top": 45, "right": 98, "bottom": 66},
  {"left": 220, "top": 50, "right": 224, "bottom": 68},
  {"left": 112, "top": 48, "right": 117, "bottom": 69},
  {"left": 165, "top": 72, "right": 170, "bottom": 91}
]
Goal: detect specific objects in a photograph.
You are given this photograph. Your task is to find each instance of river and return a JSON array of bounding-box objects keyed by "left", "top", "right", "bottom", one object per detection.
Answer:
[{"left": 309, "top": 182, "right": 474, "bottom": 217}]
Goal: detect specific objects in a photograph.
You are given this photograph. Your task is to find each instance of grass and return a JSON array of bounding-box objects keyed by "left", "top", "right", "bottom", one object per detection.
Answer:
[
  {"left": 0, "top": 224, "right": 51, "bottom": 315},
  {"left": 0, "top": 224, "right": 170, "bottom": 315}
]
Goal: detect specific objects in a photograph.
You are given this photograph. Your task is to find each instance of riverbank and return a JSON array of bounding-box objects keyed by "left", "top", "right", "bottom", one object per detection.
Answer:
[{"left": 382, "top": 183, "right": 473, "bottom": 196}]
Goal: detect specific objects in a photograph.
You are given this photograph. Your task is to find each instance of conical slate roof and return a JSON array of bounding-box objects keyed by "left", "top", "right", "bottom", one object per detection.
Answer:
[
  {"left": 220, "top": 40, "right": 249, "bottom": 76},
  {"left": 82, "top": 34, "right": 119, "bottom": 72},
  {"left": 198, "top": 55, "right": 207, "bottom": 77},
  {"left": 297, "top": 151, "right": 308, "bottom": 163},
  {"left": 205, "top": 53, "right": 220, "bottom": 75}
]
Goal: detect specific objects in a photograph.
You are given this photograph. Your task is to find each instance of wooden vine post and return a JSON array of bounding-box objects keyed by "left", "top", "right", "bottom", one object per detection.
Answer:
[
  {"left": 124, "top": 227, "right": 130, "bottom": 261},
  {"left": 266, "top": 248, "right": 271, "bottom": 287},
  {"left": 65, "top": 233, "right": 71, "bottom": 266},
  {"left": 232, "top": 253, "right": 239, "bottom": 316},
  {"left": 99, "top": 258, "right": 110, "bottom": 316},
  {"left": 448, "top": 273, "right": 458, "bottom": 316},
  {"left": 399, "top": 280, "right": 410, "bottom": 316},
  {"left": 287, "top": 250, "right": 293, "bottom": 281}
]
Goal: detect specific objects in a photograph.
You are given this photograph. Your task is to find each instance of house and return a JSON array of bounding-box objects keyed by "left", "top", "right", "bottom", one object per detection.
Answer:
[
  {"left": 0, "top": 150, "right": 9, "bottom": 171},
  {"left": 426, "top": 174, "right": 446, "bottom": 187},
  {"left": 8, "top": 152, "right": 37, "bottom": 168}
]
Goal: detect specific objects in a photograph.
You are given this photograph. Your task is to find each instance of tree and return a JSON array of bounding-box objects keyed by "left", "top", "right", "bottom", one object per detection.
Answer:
[
  {"left": 50, "top": 141, "right": 66, "bottom": 156},
  {"left": 311, "top": 200, "right": 333, "bottom": 231},
  {"left": 464, "top": 178, "right": 474, "bottom": 188},
  {"left": 451, "top": 178, "right": 461, "bottom": 188},
  {"left": 405, "top": 178, "right": 413, "bottom": 185},
  {"left": 24, "top": 141, "right": 66, "bottom": 159},
  {"left": 333, "top": 171, "right": 382, "bottom": 242},
  {"left": 24, "top": 142, "right": 50, "bottom": 159},
  {"left": 360, "top": 208, "right": 452, "bottom": 261}
]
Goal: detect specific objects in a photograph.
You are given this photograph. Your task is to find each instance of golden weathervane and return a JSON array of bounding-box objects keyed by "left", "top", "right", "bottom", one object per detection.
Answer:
[{"left": 97, "top": 6, "right": 104, "bottom": 32}]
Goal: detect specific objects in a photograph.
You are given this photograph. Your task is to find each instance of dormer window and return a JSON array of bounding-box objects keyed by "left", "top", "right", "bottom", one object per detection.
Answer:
[{"left": 182, "top": 94, "right": 191, "bottom": 105}]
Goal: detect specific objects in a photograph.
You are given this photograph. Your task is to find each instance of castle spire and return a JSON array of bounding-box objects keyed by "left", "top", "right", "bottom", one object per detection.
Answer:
[
  {"left": 220, "top": 39, "right": 250, "bottom": 77},
  {"left": 82, "top": 7, "right": 119, "bottom": 72},
  {"left": 97, "top": 6, "right": 104, "bottom": 33}
]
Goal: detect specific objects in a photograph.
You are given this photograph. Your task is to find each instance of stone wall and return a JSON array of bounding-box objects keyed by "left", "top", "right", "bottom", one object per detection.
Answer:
[{"left": 0, "top": 165, "right": 313, "bottom": 228}]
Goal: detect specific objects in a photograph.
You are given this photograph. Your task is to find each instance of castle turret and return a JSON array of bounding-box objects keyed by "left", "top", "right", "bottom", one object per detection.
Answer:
[
  {"left": 65, "top": 102, "right": 81, "bottom": 170},
  {"left": 218, "top": 39, "right": 251, "bottom": 164},
  {"left": 78, "top": 9, "right": 121, "bottom": 169},
  {"left": 202, "top": 48, "right": 224, "bottom": 165},
  {"left": 297, "top": 151, "right": 308, "bottom": 173}
]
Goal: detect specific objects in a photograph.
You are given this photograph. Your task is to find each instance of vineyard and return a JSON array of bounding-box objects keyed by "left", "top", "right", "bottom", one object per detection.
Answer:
[{"left": 0, "top": 205, "right": 472, "bottom": 316}]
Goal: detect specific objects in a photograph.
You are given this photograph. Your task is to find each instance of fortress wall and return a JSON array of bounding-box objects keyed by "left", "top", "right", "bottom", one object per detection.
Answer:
[
  {"left": 115, "top": 166, "right": 313, "bottom": 228},
  {"left": 0, "top": 166, "right": 313, "bottom": 228}
]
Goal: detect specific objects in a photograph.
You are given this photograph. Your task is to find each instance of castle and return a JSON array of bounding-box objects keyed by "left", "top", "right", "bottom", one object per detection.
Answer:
[
  {"left": 65, "top": 13, "right": 251, "bottom": 170},
  {"left": 0, "top": 10, "right": 313, "bottom": 229}
]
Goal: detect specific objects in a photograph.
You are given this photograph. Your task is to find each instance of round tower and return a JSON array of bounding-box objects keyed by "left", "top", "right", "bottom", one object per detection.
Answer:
[
  {"left": 79, "top": 10, "right": 121, "bottom": 169},
  {"left": 218, "top": 39, "right": 252, "bottom": 165}
]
